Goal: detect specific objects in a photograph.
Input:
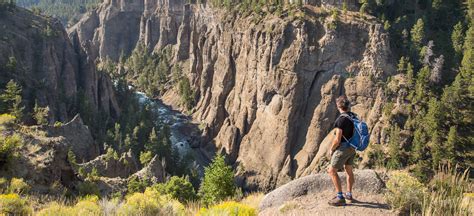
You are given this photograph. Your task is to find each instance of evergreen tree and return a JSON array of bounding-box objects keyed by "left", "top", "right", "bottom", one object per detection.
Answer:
[
  {"left": 0, "top": 80, "right": 24, "bottom": 120},
  {"left": 33, "top": 101, "right": 49, "bottom": 125},
  {"left": 413, "top": 66, "right": 431, "bottom": 103},
  {"left": 406, "top": 62, "right": 415, "bottom": 88},
  {"left": 113, "top": 123, "right": 122, "bottom": 151},
  {"left": 411, "top": 19, "right": 425, "bottom": 52},
  {"left": 199, "top": 154, "right": 236, "bottom": 205},
  {"left": 451, "top": 22, "right": 464, "bottom": 59},
  {"left": 445, "top": 126, "right": 457, "bottom": 164},
  {"left": 387, "top": 125, "right": 402, "bottom": 169}
]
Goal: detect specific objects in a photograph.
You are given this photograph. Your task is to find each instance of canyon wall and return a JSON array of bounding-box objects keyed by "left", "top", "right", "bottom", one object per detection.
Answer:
[
  {"left": 70, "top": 1, "right": 396, "bottom": 190},
  {"left": 0, "top": 7, "right": 120, "bottom": 123}
]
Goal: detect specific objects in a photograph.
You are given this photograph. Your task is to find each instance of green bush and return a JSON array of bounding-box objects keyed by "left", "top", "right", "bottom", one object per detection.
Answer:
[
  {"left": 37, "top": 196, "right": 101, "bottom": 216},
  {"left": 139, "top": 150, "right": 153, "bottom": 166},
  {"left": 198, "top": 201, "right": 257, "bottom": 216},
  {"left": 77, "top": 180, "right": 100, "bottom": 197},
  {"left": 53, "top": 121, "right": 63, "bottom": 127},
  {"left": 117, "top": 187, "right": 185, "bottom": 216},
  {"left": 0, "top": 178, "right": 8, "bottom": 193},
  {"left": 127, "top": 176, "right": 149, "bottom": 194},
  {"left": 199, "top": 154, "right": 236, "bottom": 205},
  {"left": 0, "top": 193, "right": 32, "bottom": 215},
  {"left": 0, "top": 133, "right": 23, "bottom": 166},
  {"left": 33, "top": 102, "right": 49, "bottom": 125},
  {"left": 8, "top": 178, "right": 30, "bottom": 194},
  {"left": 36, "top": 202, "right": 72, "bottom": 216},
  {"left": 104, "top": 147, "right": 119, "bottom": 161},
  {"left": 0, "top": 114, "right": 16, "bottom": 130},
  {"left": 153, "top": 176, "right": 197, "bottom": 203},
  {"left": 385, "top": 171, "right": 426, "bottom": 214}
]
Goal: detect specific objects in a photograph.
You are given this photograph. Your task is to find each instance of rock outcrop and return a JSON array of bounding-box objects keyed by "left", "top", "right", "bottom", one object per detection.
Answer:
[
  {"left": 0, "top": 7, "right": 120, "bottom": 123},
  {"left": 47, "top": 115, "right": 98, "bottom": 161},
  {"left": 78, "top": 150, "right": 139, "bottom": 178},
  {"left": 3, "top": 116, "right": 100, "bottom": 193},
  {"left": 72, "top": 1, "right": 396, "bottom": 190},
  {"left": 259, "top": 169, "right": 386, "bottom": 210}
]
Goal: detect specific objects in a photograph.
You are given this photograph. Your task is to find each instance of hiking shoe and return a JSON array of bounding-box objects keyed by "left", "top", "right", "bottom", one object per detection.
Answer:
[
  {"left": 328, "top": 196, "right": 346, "bottom": 206},
  {"left": 346, "top": 194, "right": 353, "bottom": 204}
]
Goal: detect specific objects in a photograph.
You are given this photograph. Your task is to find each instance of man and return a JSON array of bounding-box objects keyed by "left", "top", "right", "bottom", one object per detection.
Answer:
[{"left": 327, "top": 95, "right": 357, "bottom": 206}]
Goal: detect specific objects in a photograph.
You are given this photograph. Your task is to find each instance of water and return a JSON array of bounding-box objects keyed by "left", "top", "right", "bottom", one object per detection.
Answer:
[{"left": 135, "top": 91, "right": 196, "bottom": 154}]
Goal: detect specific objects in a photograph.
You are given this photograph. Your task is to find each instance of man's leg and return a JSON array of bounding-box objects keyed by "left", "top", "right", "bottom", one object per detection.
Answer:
[
  {"left": 344, "top": 165, "right": 354, "bottom": 193},
  {"left": 328, "top": 166, "right": 342, "bottom": 193}
]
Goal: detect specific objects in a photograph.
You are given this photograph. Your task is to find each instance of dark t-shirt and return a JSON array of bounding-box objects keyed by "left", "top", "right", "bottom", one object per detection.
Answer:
[{"left": 334, "top": 112, "right": 356, "bottom": 142}]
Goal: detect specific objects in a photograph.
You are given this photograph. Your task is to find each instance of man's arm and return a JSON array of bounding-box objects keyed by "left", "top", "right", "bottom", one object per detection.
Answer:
[{"left": 331, "top": 128, "right": 343, "bottom": 152}]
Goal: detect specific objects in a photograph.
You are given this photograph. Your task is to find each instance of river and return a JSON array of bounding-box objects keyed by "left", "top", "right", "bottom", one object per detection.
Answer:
[{"left": 135, "top": 91, "right": 209, "bottom": 174}]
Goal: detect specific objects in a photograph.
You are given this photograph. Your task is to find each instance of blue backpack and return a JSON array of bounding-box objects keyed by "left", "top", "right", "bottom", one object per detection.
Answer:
[{"left": 340, "top": 113, "right": 370, "bottom": 151}]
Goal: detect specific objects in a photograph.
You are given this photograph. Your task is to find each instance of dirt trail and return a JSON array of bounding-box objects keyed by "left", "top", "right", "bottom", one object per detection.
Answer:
[{"left": 260, "top": 191, "right": 395, "bottom": 216}]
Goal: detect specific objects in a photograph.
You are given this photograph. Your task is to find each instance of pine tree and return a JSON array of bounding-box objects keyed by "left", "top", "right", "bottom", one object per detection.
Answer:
[
  {"left": 445, "top": 126, "right": 457, "bottom": 164},
  {"left": 198, "top": 154, "right": 236, "bottom": 205},
  {"left": 33, "top": 101, "right": 49, "bottom": 125},
  {"left": 411, "top": 19, "right": 425, "bottom": 52},
  {"left": 414, "top": 66, "right": 431, "bottom": 103},
  {"left": 387, "top": 125, "right": 402, "bottom": 169},
  {"left": 406, "top": 62, "right": 415, "bottom": 88},
  {"left": 1, "top": 80, "right": 24, "bottom": 119},
  {"left": 451, "top": 22, "right": 464, "bottom": 59},
  {"left": 159, "top": 125, "right": 173, "bottom": 166},
  {"left": 397, "top": 56, "right": 407, "bottom": 73},
  {"left": 113, "top": 123, "right": 122, "bottom": 151},
  {"left": 146, "top": 127, "right": 159, "bottom": 153}
]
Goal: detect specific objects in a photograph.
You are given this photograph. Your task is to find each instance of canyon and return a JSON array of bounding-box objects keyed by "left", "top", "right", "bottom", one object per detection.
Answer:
[{"left": 68, "top": 0, "right": 397, "bottom": 191}]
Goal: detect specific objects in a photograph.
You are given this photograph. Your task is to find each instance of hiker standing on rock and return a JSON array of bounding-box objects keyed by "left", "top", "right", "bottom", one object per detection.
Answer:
[{"left": 327, "top": 95, "right": 358, "bottom": 206}]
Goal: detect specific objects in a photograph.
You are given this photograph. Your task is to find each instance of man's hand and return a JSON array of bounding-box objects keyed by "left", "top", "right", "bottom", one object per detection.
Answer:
[{"left": 330, "top": 128, "right": 343, "bottom": 152}]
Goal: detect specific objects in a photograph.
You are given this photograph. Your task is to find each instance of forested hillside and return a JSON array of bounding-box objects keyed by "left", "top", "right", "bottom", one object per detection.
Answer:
[
  {"left": 354, "top": 0, "right": 473, "bottom": 181},
  {"left": 15, "top": 0, "right": 100, "bottom": 25}
]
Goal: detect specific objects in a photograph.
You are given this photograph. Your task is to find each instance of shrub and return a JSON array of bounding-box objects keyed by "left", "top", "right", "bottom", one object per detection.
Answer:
[
  {"left": 105, "top": 147, "right": 119, "bottom": 161},
  {"left": 0, "top": 193, "right": 32, "bottom": 215},
  {"left": 385, "top": 171, "right": 426, "bottom": 214},
  {"left": 0, "top": 133, "right": 23, "bottom": 165},
  {"left": 74, "top": 196, "right": 102, "bottom": 216},
  {"left": 33, "top": 102, "right": 50, "bottom": 125},
  {"left": 198, "top": 201, "right": 257, "bottom": 216},
  {"left": 0, "top": 114, "right": 16, "bottom": 130},
  {"left": 127, "top": 176, "right": 149, "bottom": 194},
  {"left": 9, "top": 178, "right": 30, "bottom": 194},
  {"left": 240, "top": 193, "right": 264, "bottom": 209},
  {"left": 139, "top": 150, "right": 154, "bottom": 165},
  {"left": 153, "top": 176, "right": 197, "bottom": 203},
  {"left": 36, "top": 202, "right": 73, "bottom": 216},
  {"left": 199, "top": 154, "right": 236, "bottom": 205},
  {"left": 37, "top": 196, "right": 101, "bottom": 216},
  {"left": 54, "top": 121, "right": 64, "bottom": 127},
  {"left": 77, "top": 180, "right": 100, "bottom": 197},
  {"left": 0, "top": 178, "right": 8, "bottom": 193},
  {"left": 118, "top": 187, "right": 185, "bottom": 216}
]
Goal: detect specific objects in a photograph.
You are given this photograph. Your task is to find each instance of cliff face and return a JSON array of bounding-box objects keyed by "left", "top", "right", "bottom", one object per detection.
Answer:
[
  {"left": 0, "top": 7, "right": 120, "bottom": 123},
  {"left": 71, "top": 1, "right": 396, "bottom": 190}
]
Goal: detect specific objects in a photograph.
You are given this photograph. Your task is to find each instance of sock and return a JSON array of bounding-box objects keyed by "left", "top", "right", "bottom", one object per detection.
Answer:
[
  {"left": 337, "top": 192, "right": 344, "bottom": 199},
  {"left": 346, "top": 192, "right": 352, "bottom": 197}
]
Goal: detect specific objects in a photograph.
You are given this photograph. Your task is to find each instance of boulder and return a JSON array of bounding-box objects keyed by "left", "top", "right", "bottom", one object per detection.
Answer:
[
  {"left": 259, "top": 169, "right": 385, "bottom": 211},
  {"left": 130, "top": 155, "right": 166, "bottom": 184}
]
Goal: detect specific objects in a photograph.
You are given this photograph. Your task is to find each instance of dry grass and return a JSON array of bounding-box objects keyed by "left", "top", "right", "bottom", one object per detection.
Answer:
[{"left": 421, "top": 164, "right": 472, "bottom": 216}]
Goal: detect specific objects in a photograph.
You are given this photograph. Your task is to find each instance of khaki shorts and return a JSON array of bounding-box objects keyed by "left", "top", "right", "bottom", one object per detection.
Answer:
[{"left": 330, "top": 146, "right": 356, "bottom": 170}]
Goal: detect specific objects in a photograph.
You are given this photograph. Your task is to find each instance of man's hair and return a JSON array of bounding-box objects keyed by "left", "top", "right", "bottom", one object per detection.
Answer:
[{"left": 336, "top": 95, "right": 350, "bottom": 111}]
